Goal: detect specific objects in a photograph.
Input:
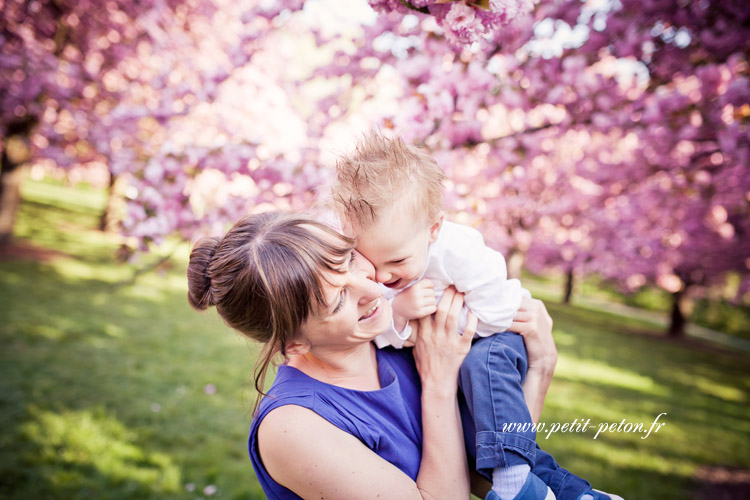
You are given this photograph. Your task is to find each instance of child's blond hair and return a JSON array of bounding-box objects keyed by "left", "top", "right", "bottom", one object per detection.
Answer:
[{"left": 330, "top": 132, "right": 445, "bottom": 230}]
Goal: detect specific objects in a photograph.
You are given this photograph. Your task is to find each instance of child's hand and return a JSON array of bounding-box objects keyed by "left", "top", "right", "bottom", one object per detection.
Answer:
[{"left": 392, "top": 279, "right": 437, "bottom": 330}]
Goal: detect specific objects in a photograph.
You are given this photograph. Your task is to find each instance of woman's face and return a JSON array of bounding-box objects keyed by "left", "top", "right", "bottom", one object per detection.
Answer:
[{"left": 300, "top": 249, "right": 393, "bottom": 350}]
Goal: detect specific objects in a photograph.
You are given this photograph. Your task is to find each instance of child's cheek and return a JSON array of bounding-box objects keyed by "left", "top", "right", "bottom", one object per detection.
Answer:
[{"left": 406, "top": 264, "right": 421, "bottom": 281}]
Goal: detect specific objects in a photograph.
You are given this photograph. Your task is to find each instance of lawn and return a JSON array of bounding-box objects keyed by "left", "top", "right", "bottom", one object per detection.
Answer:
[{"left": 1, "top": 179, "right": 748, "bottom": 500}]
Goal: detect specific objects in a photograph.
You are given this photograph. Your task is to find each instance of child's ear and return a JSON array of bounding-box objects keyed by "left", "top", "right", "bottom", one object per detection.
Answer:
[
  {"left": 285, "top": 338, "right": 311, "bottom": 356},
  {"left": 428, "top": 215, "right": 444, "bottom": 243}
]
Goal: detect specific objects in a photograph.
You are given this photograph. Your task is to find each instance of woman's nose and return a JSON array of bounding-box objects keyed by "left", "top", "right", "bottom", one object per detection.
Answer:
[
  {"left": 357, "top": 277, "right": 382, "bottom": 305},
  {"left": 352, "top": 250, "right": 375, "bottom": 280},
  {"left": 352, "top": 266, "right": 382, "bottom": 304}
]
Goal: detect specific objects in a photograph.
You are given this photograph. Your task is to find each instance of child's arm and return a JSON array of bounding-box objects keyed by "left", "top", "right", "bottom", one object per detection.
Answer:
[{"left": 439, "top": 223, "right": 527, "bottom": 336}]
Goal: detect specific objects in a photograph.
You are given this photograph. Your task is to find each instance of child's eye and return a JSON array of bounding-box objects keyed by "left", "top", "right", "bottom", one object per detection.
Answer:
[{"left": 391, "top": 258, "right": 406, "bottom": 265}]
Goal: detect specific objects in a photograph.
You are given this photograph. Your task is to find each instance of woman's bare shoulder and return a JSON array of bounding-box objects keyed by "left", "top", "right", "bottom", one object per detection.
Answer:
[
  {"left": 258, "top": 404, "right": 320, "bottom": 444},
  {"left": 257, "top": 404, "right": 417, "bottom": 499}
]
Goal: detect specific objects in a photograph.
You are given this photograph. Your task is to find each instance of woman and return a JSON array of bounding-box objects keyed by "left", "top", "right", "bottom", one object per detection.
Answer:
[{"left": 187, "top": 210, "right": 557, "bottom": 499}]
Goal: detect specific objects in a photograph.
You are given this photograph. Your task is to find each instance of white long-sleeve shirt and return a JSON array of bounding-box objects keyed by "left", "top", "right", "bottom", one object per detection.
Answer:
[{"left": 375, "top": 221, "right": 530, "bottom": 349}]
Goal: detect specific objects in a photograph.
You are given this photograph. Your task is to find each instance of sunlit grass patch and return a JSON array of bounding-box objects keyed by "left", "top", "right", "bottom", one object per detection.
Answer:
[
  {"left": 555, "top": 354, "right": 668, "bottom": 396},
  {"left": 21, "top": 406, "right": 181, "bottom": 494}
]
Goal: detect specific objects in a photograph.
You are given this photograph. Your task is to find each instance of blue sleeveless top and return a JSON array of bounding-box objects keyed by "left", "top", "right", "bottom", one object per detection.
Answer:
[{"left": 248, "top": 348, "right": 423, "bottom": 499}]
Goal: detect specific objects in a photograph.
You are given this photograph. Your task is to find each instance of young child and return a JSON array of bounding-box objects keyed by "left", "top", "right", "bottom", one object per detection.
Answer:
[{"left": 329, "top": 132, "right": 622, "bottom": 500}]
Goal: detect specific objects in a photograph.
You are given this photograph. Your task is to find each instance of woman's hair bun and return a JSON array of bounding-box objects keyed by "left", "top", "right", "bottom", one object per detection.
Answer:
[{"left": 187, "top": 236, "right": 221, "bottom": 310}]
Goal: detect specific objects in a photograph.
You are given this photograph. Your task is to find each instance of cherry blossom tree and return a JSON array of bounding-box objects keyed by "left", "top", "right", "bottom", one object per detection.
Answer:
[
  {"left": 6, "top": 0, "right": 748, "bottom": 336},
  {"left": 1, "top": 0, "right": 214, "bottom": 243},
  {"left": 315, "top": 0, "right": 750, "bottom": 335},
  {"left": 567, "top": 0, "right": 750, "bottom": 335},
  {"left": 1, "top": 0, "right": 307, "bottom": 245}
]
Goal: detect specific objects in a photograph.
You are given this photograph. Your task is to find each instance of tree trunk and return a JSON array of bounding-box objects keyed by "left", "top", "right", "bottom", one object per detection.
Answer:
[
  {"left": 563, "top": 267, "right": 574, "bottom": 304},
  {"left": 0, "top": 150, "right": 24, "bottom": 247},
  {"left": 668, "top": 288, "right": 687, "bottom": 338},
  {"left": 506, "top": 249, "right": 525, "bottom": 280},
  {"left": 99, "top": 172, "right": 122, "bottom": 232},
  {"left": 1, "top": 120, "right": 36, "bottom": 247}
]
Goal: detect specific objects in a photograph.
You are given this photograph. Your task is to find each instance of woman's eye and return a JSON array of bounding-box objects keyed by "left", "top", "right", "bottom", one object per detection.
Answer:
[{"left": 333, "top": 290, "right": 346, "bottom": 314}]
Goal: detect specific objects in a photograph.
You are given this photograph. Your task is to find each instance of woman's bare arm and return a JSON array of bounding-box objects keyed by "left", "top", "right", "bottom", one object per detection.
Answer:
[
  {"left": 412, "top": 287, "right": 476, "bottom": 498},
  {"left": 259, "top": 405, "right": 428, "bottom": 500},
  {"left": 509, "top": 297, "right": 557, "bottom": 424}
]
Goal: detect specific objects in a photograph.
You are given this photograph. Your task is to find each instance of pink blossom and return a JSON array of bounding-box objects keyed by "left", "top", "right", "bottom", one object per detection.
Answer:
[{"left": 440, "top": 3, "right": 485, "bottom": 46}]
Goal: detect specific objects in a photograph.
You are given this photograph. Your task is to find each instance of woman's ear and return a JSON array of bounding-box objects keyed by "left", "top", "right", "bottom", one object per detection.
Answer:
[
  {"left": 429, "top": 214, "right": 444, "bottom": 243},
  {"left": 285, "top": 338, "right": 311, "bottom": 356}
]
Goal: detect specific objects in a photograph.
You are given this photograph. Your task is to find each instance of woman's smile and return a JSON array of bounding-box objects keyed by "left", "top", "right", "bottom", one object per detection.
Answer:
[{"left": 359, "top": 298, "right": 381, "bottom": 321}]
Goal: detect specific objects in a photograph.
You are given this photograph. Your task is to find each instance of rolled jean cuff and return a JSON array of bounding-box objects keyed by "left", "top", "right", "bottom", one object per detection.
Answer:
[{"left": 476, "top": 431, "right": 538, "bottom": 471}]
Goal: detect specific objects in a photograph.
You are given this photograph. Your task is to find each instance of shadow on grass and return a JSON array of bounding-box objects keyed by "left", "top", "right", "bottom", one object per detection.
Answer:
[{"left": 14, "top": 199, "right": 119, "bottom": 266}]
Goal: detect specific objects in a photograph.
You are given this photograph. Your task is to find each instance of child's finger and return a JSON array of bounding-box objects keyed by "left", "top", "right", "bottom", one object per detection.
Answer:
[
  {"left": 419, "top": 279, "right": 434, "bottom": 290},
  {"left": 423, "top": 302, "right": 437, "bottom": 312},
  {"left": 420, "top": 296, "right": 436, "bottom": 308}
]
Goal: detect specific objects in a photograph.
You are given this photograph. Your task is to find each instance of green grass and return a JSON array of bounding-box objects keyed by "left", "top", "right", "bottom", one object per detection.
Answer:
[
  {"left": 538, "top": 304, "right": 750, "bottom": 498},
  {"left": 1, "top": 179, "right": 749, "bottom": 500},
  {"left": 2, "top": 180, "right": 265, "bottom": 499}
]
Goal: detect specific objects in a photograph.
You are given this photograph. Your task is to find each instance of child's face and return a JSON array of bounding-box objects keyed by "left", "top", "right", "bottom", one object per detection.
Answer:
[{"left": 349, "top": 205, "right": 442, "bottom": 291}]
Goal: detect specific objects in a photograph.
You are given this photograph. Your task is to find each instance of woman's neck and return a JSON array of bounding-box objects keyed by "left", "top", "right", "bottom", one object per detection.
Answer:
[{"left": 288, "top": 342, "right": 380, "bottom": 391}]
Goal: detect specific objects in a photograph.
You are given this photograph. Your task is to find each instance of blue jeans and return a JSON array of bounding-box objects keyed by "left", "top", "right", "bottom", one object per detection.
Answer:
[{"left": 458, "top": 333, "right": 592, "bottom": 500}]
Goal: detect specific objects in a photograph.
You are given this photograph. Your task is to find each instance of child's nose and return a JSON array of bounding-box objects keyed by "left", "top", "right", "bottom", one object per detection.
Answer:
[{"left": 375, "top": 268, "right": 391, "bottom": 284}]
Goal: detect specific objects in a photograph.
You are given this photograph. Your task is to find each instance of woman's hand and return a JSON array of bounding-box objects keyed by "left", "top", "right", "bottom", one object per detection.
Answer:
[
  {"left": 509, "top": 297, "right": 557, "bottom": 423},
  {"left": 509, "top": 297, "right": 557, "bottom": 376},
  {"left": 412, "top": 286, "right": 477, "bottom": 392}
]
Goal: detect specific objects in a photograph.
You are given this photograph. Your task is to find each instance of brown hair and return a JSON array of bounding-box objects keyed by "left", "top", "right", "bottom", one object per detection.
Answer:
[
  {"left": 187, "top": 210, "right": 355, "bottom": 412},
  {"left": 329, "top": 132, "right": 446, "bottom": 231}
]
